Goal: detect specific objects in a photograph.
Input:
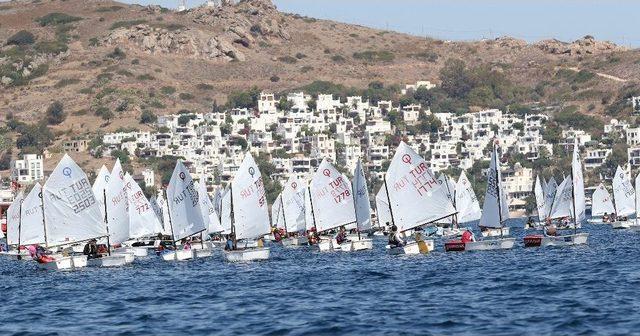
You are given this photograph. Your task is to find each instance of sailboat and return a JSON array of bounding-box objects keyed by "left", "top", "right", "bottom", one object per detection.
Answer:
[
  {"left": 611, "top": 166, "right": 635, "bottom": 229},
  {"left": 454, "top": 171, "right": 482, "bottom": 226},
  {"left": 163, "top": 160, "right": 208, "bottom": 261},
  {"left": 591, "top": 183, "right": 616, "bottom": 224},
  {"left": 191, "top": 180, "right": 219, "bottom": 256},
  {"left": 632, "top": 173, "right": 640, "bottom": 231},
  {"left": 524, "top": 139, "right": 588, "bottom": 247},
  {"left": 544, "top": 177, "right": 558, "bottom": 221},
  {"left": 339, "top": 159, "right": 374, "bottom": 252},
  {"left": 307, "top": 158, "right": 358, "bottom": 252},
  {"left": 384, "top": 142, "right": 456, "bottom": 254},
  {"left": 280, "top": 177, "right": 308, "bottom": 247},
  {"left": 92, "top": 165, "right": 110, "bottom": 216},
  {"left": 39, "top": 154, "right": 110, "bottom": 270},
  {"left": 3, "top": 190, "right": 26, "bottom": 260},
  {"left": 445, "top": 144, "right": 515, "bottom": 251},
  {"left": 531, "top": 175, "right": 547, "bottom": 229},
  {"left": 374, "top": 186, "right": 391, "bottom": 236},
  {"left": 224, "top": 153, "right": 271, "bottom": 262}
]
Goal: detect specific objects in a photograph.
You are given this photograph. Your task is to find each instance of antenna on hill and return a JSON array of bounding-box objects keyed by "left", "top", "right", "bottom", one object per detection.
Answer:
[{"left": 177, "top": 0, "right": 187, "bottom": 12}]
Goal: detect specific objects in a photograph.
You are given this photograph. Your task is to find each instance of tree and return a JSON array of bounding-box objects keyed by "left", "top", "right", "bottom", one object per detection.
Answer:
[
  {"left": 439, "top": 59, "right": 473, "bottom": 99},
  {"left": 46, "top": 101, "right": 66, "bottom": 125},
  {"left": 7, "top": 30, "right": 35, "bottom": 46},
  {"left": 139, "top": 110, "right": 157, "bottom": 124},
  {"left": 111, "top": 149, "right": 130, "bottom": 165}
]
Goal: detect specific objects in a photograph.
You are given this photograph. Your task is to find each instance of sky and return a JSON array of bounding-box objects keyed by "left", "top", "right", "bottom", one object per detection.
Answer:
[{"left": 98, "top": 1, "right": 640, "bottom": 47}]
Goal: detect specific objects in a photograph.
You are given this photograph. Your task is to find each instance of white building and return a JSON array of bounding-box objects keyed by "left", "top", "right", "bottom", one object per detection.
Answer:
[
  {"left": 401, "top": 80, "right": 436, "bottom": 95},
  {"left": 11, "top": 154, "right": 44, "bottom": 183}
]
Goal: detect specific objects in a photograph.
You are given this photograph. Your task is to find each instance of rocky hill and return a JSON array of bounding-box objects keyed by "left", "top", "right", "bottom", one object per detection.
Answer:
[{"left": 1, "top": 0, "right": 640, "bottom": 172}]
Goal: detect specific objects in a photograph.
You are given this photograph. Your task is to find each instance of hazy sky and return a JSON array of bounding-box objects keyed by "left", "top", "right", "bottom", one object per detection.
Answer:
[{"left": 93, "top": 1, "right": 640, "bottom": 47}]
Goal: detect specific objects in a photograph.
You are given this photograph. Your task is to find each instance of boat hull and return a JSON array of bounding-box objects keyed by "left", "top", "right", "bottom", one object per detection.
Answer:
[
  {"left": 523, "top": 233, "right": 589, "bottom": 247},
  {"left": 445, "top": 238, "right": 515, "bottom": 252},
  {"left": 318, "top": 238, "right": 337, "bottom": 252},
  {"left": 86, "top": 254, "right": 131, "bottom": 268},
  {"left": 194, "top": 248, "right": 213, "bottom": 258},
  {"left": 339, "top": 238, "right": 373, "bottom": 252},
  {"left": 282, "top": 236, "right": 308, "bottom": 248},
  {"left": 162, "top": 249, "right": 194, "bottom": 261},
  {"left": 0, "top": 250, "right": 31, "bottom": 260},
  {"left": 480, "top": 227, "right": 510, "bottom": 237},
  {"left": 224, "top": 247, "right": 270, "bottom": 262},
  {"left": 611, "top": 221, "right": 631, "bottom": 229},
  {"left": 114, "top": 247, "right": 148, "bottom": 257},
  {"left": 37, "top": 255, "right": 87, "bottom": 271},
  {"left": 386, "top": 240, "right": 434, "bottom": 255}
]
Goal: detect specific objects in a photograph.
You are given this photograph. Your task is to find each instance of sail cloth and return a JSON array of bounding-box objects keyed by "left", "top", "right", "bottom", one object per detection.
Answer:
[
  {"left": 375, "top": 186, "right": 392, "bottom": 229},
  {"left": 6, "top": 190, "right": 25, "bottom": 245},
  {"left": 196, "top": 181, "right": 224, "bottom": 234},
  {"left": 353, "top": 160, "right": 372, "bottom": 232},
  {"left": 612, "top": 165, "right": 635, "bottom": 217},
  {"left": 544, "top": 177, "right": 558, "bottom": 218},
  {"left": 166, "top": 160, "right": 207, "bottom": 241},
  {"left": 104, "top": 159, "right": 130, "bottom": 245},
  {"left": 385, "top": 142, "right": 456, "bottom": 232},
  {"left": 155, "top": 193, "right": 173, "bottom": 236},
  {"left": 592, "top": 183, "right": 616, "bottom": 217},
  {"left": 571, "top": 139, "right": 586, "bottom": 224},
  {"left": 125, "top": 173, "right": 163, "bottom": 238},
  {"left": 230, "top": 154, "right": 271, "bottom": 240},
  {"left": 20, "top": 183, "right": 45, "bottom": 245},
  {"left": 309, "top": 159, "right": 357, "bottom": 233},
  {"left": 636, "top": 173, "right": 640, "bottom": 225},
  {"left": 534, "top": 176, "right": 547, "bottom": 222},
  {"left": 455, "top": 171, "right": 482, "bottom": 223},
  {"left": 271, "top": 193, "right": 284, "bottom": 229},
  {"left": 438, "top": 174, "right": 456, "bottom": 204},
  {"left": 150, "top": 196, "right": 162, "bottom": 224},
  {"left": 303, "top": 187, "right": 315, "bottom": 231},
  {"left": 43, "top": 154, "right": 107, "bottom": 246},
  {"left": 220, "top": 187, "right": 232, "bottom": 234},
  {"left": 479, "top": 146, "right": 509, "bottom": 228},
  {"left": 549, "top": 176, "right": 573, "bottom": 219},
  {"left": 282, "top": 177, "right": 306, "bottom": 233},
  {"left": 92, "top": 165, "right": 110, "bottom": 216}
]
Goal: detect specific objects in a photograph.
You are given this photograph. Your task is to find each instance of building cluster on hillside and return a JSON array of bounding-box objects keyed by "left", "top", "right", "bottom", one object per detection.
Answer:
[{"left": 6, "top": 81, "right": 638, "bottom": 215}]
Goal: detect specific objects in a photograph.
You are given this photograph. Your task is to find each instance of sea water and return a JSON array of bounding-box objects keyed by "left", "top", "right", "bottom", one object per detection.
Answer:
[{"left": 1, "top": 220, "right": 639, "bottom": 335}]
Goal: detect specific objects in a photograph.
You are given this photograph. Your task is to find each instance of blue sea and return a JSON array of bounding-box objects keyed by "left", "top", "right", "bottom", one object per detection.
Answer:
[{"left": 1, "top": 220, "right": 639, "bottom": 335}]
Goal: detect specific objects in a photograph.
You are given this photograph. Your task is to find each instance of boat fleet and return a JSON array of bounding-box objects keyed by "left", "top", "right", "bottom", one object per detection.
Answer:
[{"left": 0, "top": 137, "right": 617, "bottom": 271}]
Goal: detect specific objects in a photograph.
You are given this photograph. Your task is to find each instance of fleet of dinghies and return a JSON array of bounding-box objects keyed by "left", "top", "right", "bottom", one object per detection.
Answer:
[{"left": 6, "top": 137, "right": 640, "bottom": 270}]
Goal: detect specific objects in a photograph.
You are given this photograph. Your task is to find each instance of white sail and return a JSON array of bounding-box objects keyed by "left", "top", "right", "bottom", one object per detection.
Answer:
[
  {"left": 571, "top": 140, "right": 586, "bottom": 224},
  {"left": 20, "top": 183, "right": 45, "bottom": 245},
  {"left": 271, "top": 193, "right": 283, "bottom": 229},
  {"left": 375, "top": 186, "right": 392, "bottom": 228},
  {"left": 166, "top": 160, "right": 207, "bottom": 241},
  {"left": 479, "top": 146, "right": 508, "bottom": 228},
  {"left": 455, "top": 171, "right": 482, "bottom": 223},
  {"left": 231, "top": 153, "right": 271, "bottom": 240},
  {"left": 155, "top": 193, "right": 173, "bottom": 236},
  {"left": 591, "top": 183, "right": 615, "bottom": 217},
  {"left": 309, "top": 159, "right": 357, "bottom": 233},
  {"left": 636, "top": 173, "right": 640, "bottom": 223},
  {"left": 544, "top": 177, "right": 558, "bottom": 217},
  {"left": 612, "top": 165, "right": 635, "bottom": 217},
  {"left": 104, "top": 159, "right": 130, "bottom": 245},
  {"left": 353, "top": 160, "right": 372, "bottom": 231},
  {"left": 438, "top": 174, "right": 456, "bottom": 203},
  {"left": 385, "top": 142, "right": 456, "bottom": 232},
  {"left": 43, "top": 154, "right": 107, "bottom": 246},
  {"left": 303, "top": 187, "right": 315, "bottom": 231},
  {"left": 549, "top": 176, "right": 573, "bottom": 219},
  {"left": 282, "top": 177, "right": 306, "bottom": 233},
  {"left": 92, "top": 165, "right": 110, "bottom": 216},
  {"left": 213, "top": 188, "right": 223, "bottom": 215},
  {"left": 6, "top": 191, "right": 24, "bottom": 245},
  {"left": 196, "top": 181, "right": 224, "bottom": 234},
  {"left": 220, "top": 187, "right": 232, "bottom": 234},
  {"left": 342, "top": 173, "right": 358, "bottom": 231},
  {"left": 125, "top": 173, "right": 163, "bottom": 238},
  {"left": 150, "top": 195, "right": 162, "bottom": 223},
  {"left": 534, "top": 175, "right": 546, "bottom": 222}
]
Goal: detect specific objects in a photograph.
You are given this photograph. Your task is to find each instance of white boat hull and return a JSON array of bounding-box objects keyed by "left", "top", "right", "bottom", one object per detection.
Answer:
[
  {"left": 282, "top": 236, "right": 308, "bottom": 248},
  {"left": 317, "top": 238, "right": 337, "bottom": 252},
  {"left": 224, "top": 247, "right": 270, "bottom": 262},
  {"left": 611, "top": 221, "right": 631, "bottom": 229},
  {"left": 480, "top": 227, "right": 510, "bottom": 237},
  {"left": 524, "top": 233, "right": 589, "bottom": 247},
  {"left": 630, "top": 225, "right": 640, "bottom": 232},
  {"left": 0, "top": 250, "right": 31, "bottom": 260},
  {"left": 37, "top": 255, "right": 87, "bottom": 271},
  {"left": 86, "top": 254, "right": 131, "bottom": 268},
  {"left": 386, "top": 240, "right": 434, "bottom": 255},
  {"left": 114, "top": 247, "right": 148, "bottom": 257},
  {"left": 445, "top": 238, "right": 515, "bottom": 252},
  {"left": 162, "top": 249, "right": 194, "bottom": 261},
  {"left": 339, "top": 238, "right": 373, "bottom": 252},
  {"left": 194, "top": 248, "right": 213, "bottom": 258}
]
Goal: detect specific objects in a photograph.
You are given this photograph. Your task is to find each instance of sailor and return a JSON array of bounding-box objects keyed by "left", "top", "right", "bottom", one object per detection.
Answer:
[
  {"left": 335, "top": 226, "right": 347, "bottom": 245},
  {"left": 83, "top": 239, "right": 101, "bottom": 259},
  {"left": 526, "top": 217, "right": 534, "bottom": 229},
  {"left": 182, "top": 238, "right": 191, "bottom": 251},
  {"left": 545, "top": 226, "right": 558, "bottom": 236},
  {"left": 603, "top": 212, "right": 609, "bottom": 222},
  {"left": 388, "top": 225, "right": 404, "bottom": 247},
  {"left": 224, "top": 233, "right": 236, "bottom": 251},
  {"left": 461, "top": 229, "right": 475, "bottom": 243}
]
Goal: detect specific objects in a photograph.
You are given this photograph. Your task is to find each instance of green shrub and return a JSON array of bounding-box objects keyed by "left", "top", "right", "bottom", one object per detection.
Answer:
[
  {"left": 34, "top": 40, "right": 68, "bottom": 54},
  {"left": 270, "top": 75, "right": 280, "bottom": 82},
  {"left": 353, "top": 50, "right": 395, "bottom": 62},
  {"left": 110, "top": 20, "right": 148, "bottom": 30},
  {"left": 139, "top": 110, "right": 157, "bottom": 124},
  {"left": 107, "top": 47, "right": 126, "bottom": 60},
  {"left": 6, "top": 30, "right": 36, "bottom": 46},
  {"left": 161, "top": 86, "right": 176, "bottom": 95},
  {"left": 95, "top": 5, "right": 123, "bottom": 12},
  {"left": 46, "top": 101, "right": 66, "bottom": 125},
  {"left": 278, "top": 56, "right": 298, "bottom": 64},
  {"left": 137, "top": 74, "right": 155, "bottom": 81},
  {"left": 54, "top": 78, "right": 80, "bottom": 88},
  {"left": 95, "top": 106, "right": 113, "bottom": 120},
  {"left": 117, "top": 69, "right": 134, "bottom": 77},
  {"left": 295, "top": 53, "right": 306, "bottom": 59},
  {"left": 196, "top": 83, "right": 213, "bottom": 90},
  {"left": 79, "top": 87, "right": 93, "bottom": 94},
  {"left": 179, "top": 92, "right": 194, "bottom": 100},
  {"left": 88, "top": 37, "right": 99, "bottom": 47},
  {"left": 36, "top": 13, "right": 82, "bottom": 26},
  {"left": 410, "top": 51, "right": 438, "bottom": 63},
  {"left": 301, "top": 66, "right": 314, "bottom": 73},
  {"left": 331, "top": 55, "right": 346, "bottom": 63}
]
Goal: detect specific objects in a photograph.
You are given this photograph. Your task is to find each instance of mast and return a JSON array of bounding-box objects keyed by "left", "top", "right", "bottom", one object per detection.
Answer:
[
  {"left": 383, "top": 175, "right": 396, "bottom": 229},
  {"left": 494, "top": 146, "right": 505, "bottom": 236},
  {"left": 280, "top": 194, "right": 288, "bottom": 235},
  {"left": 39, "top": 189, "right": 48, "bottom": 249},
  {"left": 103, "top": 189, "right": 112, "bottom": 256},
  {"left": 307, "top": 185, "right": 318, "bottom": 235},
  {"left": 350, "top": 178, "right": 361, "bottom": 240},
  {"left": 164, "top": 189, "right": 177, "bottom": 249},
  {"left": 443, "top": 175, "right": 458, "bottom": 228},
  {"left": 17, "top": 199, "right": 23, "bottom": 260},
  {"left": 570, "top": 170, "right": 578, "bottom": 235}
]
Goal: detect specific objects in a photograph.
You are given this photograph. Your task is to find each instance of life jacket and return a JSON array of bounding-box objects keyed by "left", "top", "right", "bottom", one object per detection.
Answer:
[{"left": 461, "top": 231, "right": 473, "bottom": 243}]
